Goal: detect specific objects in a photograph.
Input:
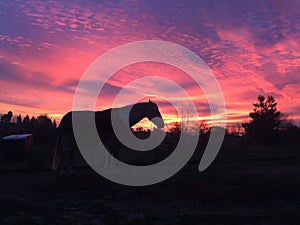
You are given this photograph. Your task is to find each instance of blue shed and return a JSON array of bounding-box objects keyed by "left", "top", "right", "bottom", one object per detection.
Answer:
[{"left": 1, "top": 134, "right": 33, "bottom": 161}]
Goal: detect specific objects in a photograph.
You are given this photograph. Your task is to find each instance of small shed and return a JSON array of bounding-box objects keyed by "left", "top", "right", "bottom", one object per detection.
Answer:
[{"left": 1, "top": 134, "right": 33, "bottom": 161}]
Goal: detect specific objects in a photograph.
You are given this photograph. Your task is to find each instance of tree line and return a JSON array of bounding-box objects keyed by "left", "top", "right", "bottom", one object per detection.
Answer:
[
  {"left": 0, "top": 112, "right": 57, "bottom": 145},
  {"left": 1, "top": 95, "right": 299, "bottom": 147}
]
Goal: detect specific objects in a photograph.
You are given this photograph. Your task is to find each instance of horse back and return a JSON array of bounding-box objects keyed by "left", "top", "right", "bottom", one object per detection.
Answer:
[{"left": 58, "top": 110, "right": 114, "bottom": 135}]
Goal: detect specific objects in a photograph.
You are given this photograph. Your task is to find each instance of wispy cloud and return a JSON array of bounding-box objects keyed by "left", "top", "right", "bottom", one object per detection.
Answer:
[{"left": 0, "top": 0, "right": 299, "bottom": 124}]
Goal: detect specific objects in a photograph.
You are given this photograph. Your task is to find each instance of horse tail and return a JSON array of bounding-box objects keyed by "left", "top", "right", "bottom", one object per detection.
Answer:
[{"left": 51, "top": 129, "right": 62, "bottom": 170}]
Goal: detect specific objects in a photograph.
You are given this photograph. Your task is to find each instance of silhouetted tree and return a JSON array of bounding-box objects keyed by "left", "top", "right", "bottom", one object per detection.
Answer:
[
  {"left": 20, "top": 114, "right": 31, "bottom": 133},
  {"left": 0, "top": 111, "right": 16, "bottom": 136},
  {"left": 34, "top": 115, "right": 54, "bottom": 145},
  {"left": 1, "top": 111, "right": 13, "bottom": 123},
  {"left": 136, "top": 126, "right": 144, "bottom": 132},
  {"left": 226, "top": 123, "right": 245, "bottom": 136},
  {"left": 278, "top": 120, "right": 300, "bottom": 145},
  {"left": 15, "top": 114, "right": 22, "bottom": 132},
  {"left": 200, "top": 120, "right": 209, "bottom": 134},
  {"left": 30, "top": 116, "right": 37, "bottom": 131},
  {"left": 243, "top": 95, "right": 284, "bottom": 144},
  {"left": 17, "top": 114, "right": 22, "bottom": 125},
  {"left": 169, "top": 122, "right": 181, "bottom": 135},
  {"left": 23, "top": 115, "right": 30, "bottom": 125}
]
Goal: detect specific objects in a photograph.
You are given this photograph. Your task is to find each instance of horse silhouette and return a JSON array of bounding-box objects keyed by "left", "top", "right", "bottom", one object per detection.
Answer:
[{"left": 52, "top": 100, "right": 164, "bottom": 173}]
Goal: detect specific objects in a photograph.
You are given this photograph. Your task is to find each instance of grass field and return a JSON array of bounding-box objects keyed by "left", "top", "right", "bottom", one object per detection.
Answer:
[{"left": 0, "top": 140, "right": 299, "bottom": 225}]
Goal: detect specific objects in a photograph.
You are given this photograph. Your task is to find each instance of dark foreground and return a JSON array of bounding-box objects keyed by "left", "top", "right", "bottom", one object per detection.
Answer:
[{"left": 1, "top": 153, "right": 300, "bottom": 225}]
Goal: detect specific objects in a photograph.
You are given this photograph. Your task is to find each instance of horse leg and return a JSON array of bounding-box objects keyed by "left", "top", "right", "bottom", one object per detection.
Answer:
[
  {"left": 59, "top": 150, "right": 66, "bottom": 175},
  {"left": 68, "top": 149, "right": 76, "bottom": 175},
  {"left": 103, "top": 138, "right": 118, "bottom": 172},
  {"left": 103, "top": 146, "right": 113, "bottom": 171}
]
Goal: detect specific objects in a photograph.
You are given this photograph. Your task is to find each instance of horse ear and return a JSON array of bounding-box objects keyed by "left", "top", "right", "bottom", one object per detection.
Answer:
[{"left": 149, "top": 99, "right": 152, "bottom": 103}]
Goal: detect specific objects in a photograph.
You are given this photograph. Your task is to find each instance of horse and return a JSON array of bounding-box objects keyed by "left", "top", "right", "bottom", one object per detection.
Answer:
[{"left": 52, "top": 100, "right": 164, "bottom": 174}]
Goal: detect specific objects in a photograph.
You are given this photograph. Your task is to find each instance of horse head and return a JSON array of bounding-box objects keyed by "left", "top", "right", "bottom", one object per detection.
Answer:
[{"left": 146, "top": 99, "right": 164, "bottom": 129}]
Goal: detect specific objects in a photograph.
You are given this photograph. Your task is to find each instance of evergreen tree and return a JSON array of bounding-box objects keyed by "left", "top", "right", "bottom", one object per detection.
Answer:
[
  {"left": 23, "top": 115, "right": 30, "bottom": 125},
  {"left": 243, "top": 95, "right": 284, "bottom": 144},
  {"left": 17, "top": 114, "right": 22, "bottom": 124}
]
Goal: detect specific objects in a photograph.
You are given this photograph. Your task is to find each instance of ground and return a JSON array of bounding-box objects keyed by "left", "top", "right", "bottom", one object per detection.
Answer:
[{"left": 0, "top": 150, "right": 299, "bottom": 225}]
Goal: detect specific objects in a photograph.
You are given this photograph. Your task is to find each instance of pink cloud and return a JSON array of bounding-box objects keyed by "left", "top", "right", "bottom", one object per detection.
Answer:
[{"left": 0, "top": 0, "right": 299, "bottom": 125}]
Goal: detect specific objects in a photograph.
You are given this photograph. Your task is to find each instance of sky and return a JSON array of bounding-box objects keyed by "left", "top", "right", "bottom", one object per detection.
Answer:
[{"left": 0, "top": 0, "right": 300, "bottom": 127}]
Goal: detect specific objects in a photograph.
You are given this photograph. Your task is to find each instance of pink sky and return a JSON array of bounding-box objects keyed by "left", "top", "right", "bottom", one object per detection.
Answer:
[{"left": 0, "top": 0, "right": 300, "bottom": 126}]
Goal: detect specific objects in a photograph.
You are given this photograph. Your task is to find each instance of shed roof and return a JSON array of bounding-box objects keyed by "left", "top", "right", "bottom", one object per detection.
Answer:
[{"left": 2, "top": 134, "right": 32, "bottom": 141}]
